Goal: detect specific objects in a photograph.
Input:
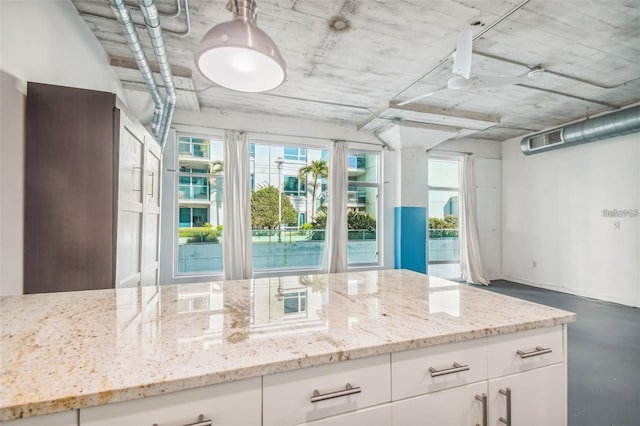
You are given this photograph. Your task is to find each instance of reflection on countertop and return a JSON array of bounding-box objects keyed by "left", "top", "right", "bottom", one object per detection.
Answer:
[{"left": 0, "top": 269, "right": 575, "bottom": 421}]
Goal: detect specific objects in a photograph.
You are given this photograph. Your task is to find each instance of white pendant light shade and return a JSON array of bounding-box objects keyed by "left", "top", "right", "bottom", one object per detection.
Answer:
[{"left": 195, "top": 19, "right": 287, "bottom": 92}]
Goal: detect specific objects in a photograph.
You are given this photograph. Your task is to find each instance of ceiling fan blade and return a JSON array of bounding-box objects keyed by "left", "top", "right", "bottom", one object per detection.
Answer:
[
  {"left": 397, "top": 87, "right": 448, "bottom": 106},
  {"left": 470, "top": 74, "right": 527, "bottom": 89},
  {"left": 452, "top": 30, "right": 472, "bottom": 79}
]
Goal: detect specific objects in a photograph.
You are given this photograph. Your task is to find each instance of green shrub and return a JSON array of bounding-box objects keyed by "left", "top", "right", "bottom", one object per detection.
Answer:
[{"left": 179, "top": 227, "right": 220, "bottom": 243}]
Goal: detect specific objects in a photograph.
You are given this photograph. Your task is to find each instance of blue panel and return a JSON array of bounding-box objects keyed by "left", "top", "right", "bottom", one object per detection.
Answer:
[{"left": 394, "top": 207, "right": 427, "bottom": 274}]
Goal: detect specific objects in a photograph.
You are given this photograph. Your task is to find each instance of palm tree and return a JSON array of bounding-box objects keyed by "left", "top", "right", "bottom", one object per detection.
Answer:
[
  {"left": 298, "top": 160, "right": 328, "bottom": 219},
  {"left": 209, "top": 160, "right": 224, "bottom": 226}
]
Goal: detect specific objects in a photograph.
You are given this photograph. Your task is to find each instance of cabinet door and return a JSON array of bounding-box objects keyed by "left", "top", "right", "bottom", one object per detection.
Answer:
[
  {"left": 3, "top": 411, "right": 77, "bottom": 426},
  {"left": 142, "top": 138, "right": 162, "bottom": 291},
  {"left": 297, "top": 403, "right": 391, "bottom": 426},
  {"left": 488, "top": 364, "right": 565, "bottom": 426},
  {"left": 391, "top": 381, "right": 487, "bottom": 426},
  {"left": 116, "top": 113, "right": 145, "bottom": 288}
]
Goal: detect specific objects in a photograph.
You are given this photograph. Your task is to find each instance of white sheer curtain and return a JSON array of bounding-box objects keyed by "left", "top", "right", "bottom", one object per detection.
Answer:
[
  {"left": 459, "top": 155, "right": 490, "bottom": 285},
  {"left": 222, "top": 130, "right": 253, "bottom": 280},
  {"left": 323, "top": 141, "right": 348, "bottom": 273}
]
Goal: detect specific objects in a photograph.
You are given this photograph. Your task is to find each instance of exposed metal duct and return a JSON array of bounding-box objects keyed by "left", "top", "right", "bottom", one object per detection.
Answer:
[
  {"left": 108, "top": 0, "right": 176, "bottom": 147},
  {"left": 521, "top": 105, "right": 640, "bottom": 155},
  {"left": 138, "top": 0, "right": 177, "bottom": 146}
]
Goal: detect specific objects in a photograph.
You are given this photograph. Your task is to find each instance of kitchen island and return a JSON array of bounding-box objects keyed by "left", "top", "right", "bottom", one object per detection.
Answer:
[{"left": 1, "top": 269, "right": 575, "bottom": 425}]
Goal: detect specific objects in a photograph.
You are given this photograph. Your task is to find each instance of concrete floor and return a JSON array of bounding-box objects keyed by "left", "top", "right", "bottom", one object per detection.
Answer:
[{"left": 477, "top": 280, "right": 640, "bottom": 426}]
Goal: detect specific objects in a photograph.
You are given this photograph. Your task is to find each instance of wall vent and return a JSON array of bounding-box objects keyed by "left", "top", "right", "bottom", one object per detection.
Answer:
[
  {"left": 525, "top": 129, "right": 564, "bottom": 151},
  {"left": 521, "top": 105, "right": 640, "bottom": 155}
]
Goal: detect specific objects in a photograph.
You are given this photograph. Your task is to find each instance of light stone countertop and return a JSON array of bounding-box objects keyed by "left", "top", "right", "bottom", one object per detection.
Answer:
[{"left": 0, "top": 269, "right": 576, "bottom": 421}]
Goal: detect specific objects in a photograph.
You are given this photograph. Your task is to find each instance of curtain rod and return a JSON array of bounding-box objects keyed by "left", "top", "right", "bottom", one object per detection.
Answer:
[
  {"left": 170, "top": 121, "right": 386, "bottom": 149},
  {"left": 426, "top": 149, "right": 473, "bottom": 155}
]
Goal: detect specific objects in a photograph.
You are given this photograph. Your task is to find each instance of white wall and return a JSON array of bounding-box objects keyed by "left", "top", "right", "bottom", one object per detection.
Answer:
[
  {"left": 0, "top": 1, "right": 125, "bottom": 295},
  {"left": 502, "top": 133, "right": 640, "bottom": 307}
]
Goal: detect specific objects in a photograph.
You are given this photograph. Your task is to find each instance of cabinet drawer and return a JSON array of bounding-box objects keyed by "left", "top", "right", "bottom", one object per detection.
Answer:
[
  {"left": 263, "top": 355, "right": 390, "bottom": 426},
  {"left": 488, "top": 326, "right": 563, "bottom": 378},
  {"left": 4, "top": 411, "right": 77, "bottom": 426},
  {"left": 80, "top": 377, "right": 261, "bottom": 426},
  {"left": 391, "top": 338, "right": 487, "bottom": 400},
  {"left": 295, "top": 403, "right": 391, "bottom": 426}
]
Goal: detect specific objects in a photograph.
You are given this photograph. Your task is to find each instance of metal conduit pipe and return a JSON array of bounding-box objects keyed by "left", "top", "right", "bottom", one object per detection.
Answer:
[
  {"left": 108, "top": 0, "right": 164, "bottom": 137},
  {"left": 138, "top": 0, "right": 177, "bottom": 146},
  {"left": 130, "top": 0, "right": 182, "bottom": 19}
]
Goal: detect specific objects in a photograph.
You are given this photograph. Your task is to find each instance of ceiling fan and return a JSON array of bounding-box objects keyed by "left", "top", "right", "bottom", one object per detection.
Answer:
[{"left": 398, "top": 30, "right": 543, "bottom": 106}]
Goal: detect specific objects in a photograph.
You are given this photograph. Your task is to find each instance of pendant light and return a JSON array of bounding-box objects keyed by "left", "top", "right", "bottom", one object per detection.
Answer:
[{"left": 195, "top": 0, "right": 287, "bottom": 92}]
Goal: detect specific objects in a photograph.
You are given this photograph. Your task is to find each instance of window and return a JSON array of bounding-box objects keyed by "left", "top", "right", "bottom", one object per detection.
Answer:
[
  {"left": 283, "top": 146, "right": 307, "bottom": 161},
  {"left": 346, "top": 151, "right": 380, "bottom": 266},
  {"left": 251, "top": 143, "right": 326, "bottom": 272},
  {"left": 427, "top": 157, "right": 461, "bottom": 279},
  {"left": 283, "top": 290, "right": 307, "bottom": 314},
  {"left": 179, "top": 207, "right": 208, "bottom": 228},
  {"left": 172, "top": 134, "right": 385, "bottom": 280},
  {"left": 283, "top": 175, "right": 305, "bottom": 196},
  {"left": 176, "top": 135, "right": 224, "bottom": 275},
  {"left": 179, "top": 137, "right": 210, "bottom": 159}
]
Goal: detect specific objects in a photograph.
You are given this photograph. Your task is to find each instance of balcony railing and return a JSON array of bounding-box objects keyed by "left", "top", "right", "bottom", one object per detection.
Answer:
[
  {"left": 179, "top": 141, "right": 209, "bottom": 159},
  {"left": 347, "top": 190, "right": 367, "bottom": 206},
  {"left": 179, "top": 184, "right": 210, "bottom": 201},
  {"left": 177, "top": 229, "right": 378, "bottom": 274},
  {"left": 428, "top": 229, "right": 459, "bottom": 262}
]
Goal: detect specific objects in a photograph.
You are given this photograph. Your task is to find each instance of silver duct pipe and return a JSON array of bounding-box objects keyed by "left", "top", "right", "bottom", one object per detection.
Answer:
[
  {"left": 521, "top": 105, "right": 640, "bottom": 155},
  {"left": 563, "top": 105, "right": 640, "bottom": 144},
  {"left": 137, "top": 0, "right": 177, "bottom": 147},
  {"left": 108, "top": 0, "right": 176, "bottom": 147},
  {"left": 108, "top": 0, "right": 164, "bottom": 138}
]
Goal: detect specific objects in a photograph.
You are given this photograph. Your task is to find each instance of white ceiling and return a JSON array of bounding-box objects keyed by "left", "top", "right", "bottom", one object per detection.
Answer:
[{"left": 72, "top": 0, "right": 640, "bottom": 144}]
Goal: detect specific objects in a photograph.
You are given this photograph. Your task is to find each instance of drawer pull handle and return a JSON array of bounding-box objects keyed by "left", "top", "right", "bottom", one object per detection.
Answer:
[
  {"left": 153, "top": 414, "right": 212, "bottom": 426},
  {"left": 499, "top": 388, "right": 512, "bottom": 426},
  {"left": 475, "top": 393, "right": 487, "bottom": 426},
  {"left": 517, "top": 346, "right": 552, "bottom": 358},
  {"left": 428, "top": 362, "right": 470, "bottom": 377},
  {"left": 310, "top": 383, "right": 361, "bottom": 403}
]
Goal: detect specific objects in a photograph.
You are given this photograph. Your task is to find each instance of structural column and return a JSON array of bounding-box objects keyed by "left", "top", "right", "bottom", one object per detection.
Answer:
[{"left": 394, "top": 148, "right": 428, "bottom": 273}]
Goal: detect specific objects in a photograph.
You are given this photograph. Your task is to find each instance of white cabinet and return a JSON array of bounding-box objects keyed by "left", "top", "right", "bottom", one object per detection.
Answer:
[
  {"left": 263, "top": 355, "right": 390, "bottom": 426},
  {"left": 488, "top": 364, "right": 565, "bottom": 426},
  {"left": 392, "top": 381, "right": 487, "bottom": 426},
  {"left": 80, "top": 377, "right": 261, "bottom": 426},
  {"left": 389, "top": 326, "right": 567, "bottom": 426},
  {"left": 116, "top": 112, "right": 162, "bottom": 290},
  {"left": 3, "top": 411, "right": 77, "bottom": 426}
]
